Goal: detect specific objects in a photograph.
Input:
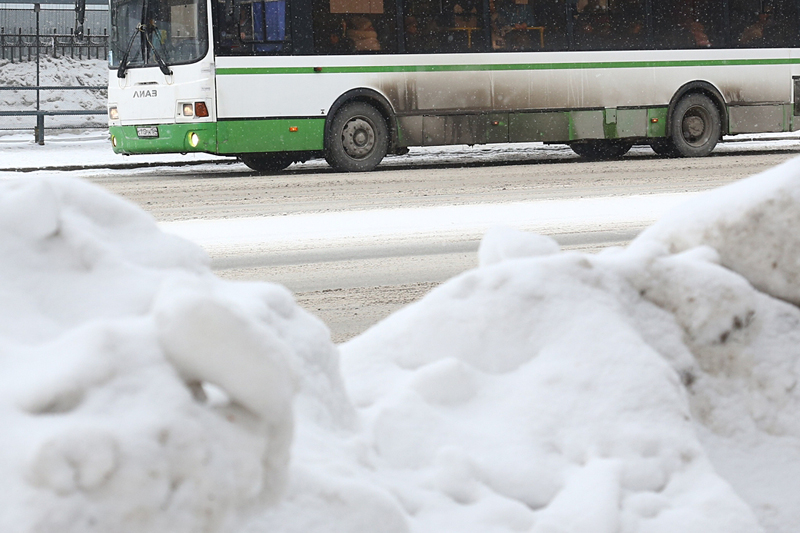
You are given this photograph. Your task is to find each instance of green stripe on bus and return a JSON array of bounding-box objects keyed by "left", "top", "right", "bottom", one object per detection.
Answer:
[
  {"left": 217, "top": 57, "right": 800, "bottom": 76},
  {"left": 216, "top": 118, "right": 325, "bottom": 153}
]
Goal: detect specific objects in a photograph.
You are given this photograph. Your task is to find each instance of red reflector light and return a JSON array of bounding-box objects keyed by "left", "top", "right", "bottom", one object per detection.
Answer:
[
  {"left": 195, "top": 102, "right": 209, "bottom": 117},
  {"left": 289, "top": 126, "right": 299, "bottom": 132}
]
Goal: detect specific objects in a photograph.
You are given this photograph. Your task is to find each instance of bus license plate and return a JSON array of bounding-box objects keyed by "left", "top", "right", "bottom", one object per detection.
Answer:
[{"left": 136, "top": 126, "right": 159, "bottom": 138}]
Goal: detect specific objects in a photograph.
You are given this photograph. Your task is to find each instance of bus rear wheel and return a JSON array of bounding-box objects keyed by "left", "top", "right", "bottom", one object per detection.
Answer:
[
  {"left": 570, "top": 140, "right": 632, "bottom": 160},
  {"left": 240, "top": 153, "right": 294, "bottom": 172},
  {"left": 326, "top": 102, "right": 388, "bottom": 172},
  {"left": 668, "top": 93, "right": 721, "bottom": 157}
]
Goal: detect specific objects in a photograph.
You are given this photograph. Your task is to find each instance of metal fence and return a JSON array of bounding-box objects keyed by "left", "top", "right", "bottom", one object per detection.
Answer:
[
  {"left": 0, "top": 3, "right": 108, "bottom": 61},
  {"left": 0, "top": 3, "right": 107, "bottom": 144}
]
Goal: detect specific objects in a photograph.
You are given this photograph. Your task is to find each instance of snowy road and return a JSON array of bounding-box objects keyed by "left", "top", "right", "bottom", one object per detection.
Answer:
[{"left": 75, "top": 145, "right": 800, "bottom": 341}]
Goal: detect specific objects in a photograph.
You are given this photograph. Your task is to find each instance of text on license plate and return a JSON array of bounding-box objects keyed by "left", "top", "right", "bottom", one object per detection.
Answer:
[{"left": 136, "top": 126, "right": 159, "bottom": 138}]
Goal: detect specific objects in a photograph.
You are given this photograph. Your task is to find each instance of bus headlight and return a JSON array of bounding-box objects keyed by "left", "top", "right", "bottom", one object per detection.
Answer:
[
  {"left": 188, "top": 132, "right": 200, "bottom": 147},
  {"left": 109, "top": 106, "right": 119, "bottom": 120}
]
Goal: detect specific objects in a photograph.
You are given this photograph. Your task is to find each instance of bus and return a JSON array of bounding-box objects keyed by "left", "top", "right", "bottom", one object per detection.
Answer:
[{"left": 97, "top": 0, "right": 800, "bottom": 172}]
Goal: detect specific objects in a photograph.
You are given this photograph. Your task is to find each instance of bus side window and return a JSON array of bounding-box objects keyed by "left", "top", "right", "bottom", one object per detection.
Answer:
[
  {"left": 536, "top": 0, "right": 568, "bottom": 51},
  {"left": 652, "top": 0, "right": 725, "bottom": 49},
  {"left": 313, "top": 0, "right": 398, "bottom": 54},
  {"left": 731, "top": 0, "right": 798, "bottom": 47},
  {"left": 572, "top": 0, "right": 645, "bottom": 51},
  {"left": 252, "top": 0, "right": 287, "bottom": 51},
  {"left": 402, "top": 0, "right": 488, "bottom": 53},
  {"left": 216, "top": 0, "right": 287, "bottom": 54}
]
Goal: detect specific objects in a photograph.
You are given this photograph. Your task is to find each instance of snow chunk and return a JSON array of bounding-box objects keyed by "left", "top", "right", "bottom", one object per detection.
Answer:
[
  {"left": 478, "top": 226, "right": 560, "bottom": 267},
  {"left": 632, "top": 156, "right": 800, "bottom": 305},
  {"left": 0, "top": 177, "right": 350, "bottom": 533}
]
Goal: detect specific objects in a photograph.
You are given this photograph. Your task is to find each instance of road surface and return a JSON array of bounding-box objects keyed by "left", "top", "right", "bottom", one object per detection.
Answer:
[{"left": 87, "top": 145, "right": 800, "bottom": 342}]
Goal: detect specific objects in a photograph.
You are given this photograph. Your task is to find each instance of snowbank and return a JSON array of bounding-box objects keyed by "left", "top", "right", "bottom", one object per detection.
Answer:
[
  {"left": 0, "top": 57, "right": 107, "bottom": 130},
  {"left": 338, "top": 159, "right": 800, "bottom": 532},
  {"left": 3, "top": 158, "right": 800, "bottom": 533},
  {"left": 0, "top": 177, "right": 351, "bottom": 532}
]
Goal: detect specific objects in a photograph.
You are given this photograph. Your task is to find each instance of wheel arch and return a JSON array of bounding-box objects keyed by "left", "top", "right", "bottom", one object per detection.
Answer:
[
  {"left": 667, "top": 81, "right": 728, "bottom": 138},
  {"left": 325, "top": 89, "right": 399, "bottom": 154}
]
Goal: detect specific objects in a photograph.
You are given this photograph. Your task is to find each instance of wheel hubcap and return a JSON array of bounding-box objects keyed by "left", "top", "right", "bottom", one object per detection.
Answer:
[
  {"left": 681, "top": 106, "right": 712, "bottom": 147},
  {"left": 341, "top": 117, "right": 375, "bottom": 159}
]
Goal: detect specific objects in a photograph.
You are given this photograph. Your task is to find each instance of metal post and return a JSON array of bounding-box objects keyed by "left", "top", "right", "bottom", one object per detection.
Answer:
[{"left": 34, "top": 4, "right": 44, "bottom": 145}]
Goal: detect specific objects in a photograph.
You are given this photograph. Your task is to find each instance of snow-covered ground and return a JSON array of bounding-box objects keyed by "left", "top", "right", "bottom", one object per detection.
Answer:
[
  {"left": 2, "top": 153, "right": 800, "bottom": 533},
  {"left": 0, "top": 57, "right": 108, "bottom": 132},
  {"left": 3, "top": 129, "right": 800, "bottom": 173},
  {"left": 163, "top": 191, "right": 694, "bottom": 257},
  {"left": 0, "top": 131, "right": 228, "bottom": 169}
]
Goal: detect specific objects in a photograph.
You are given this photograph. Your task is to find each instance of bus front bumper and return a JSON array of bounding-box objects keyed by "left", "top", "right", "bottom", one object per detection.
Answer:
[{"left": 109, "top": 123, "right": 217, "bottom": 155}]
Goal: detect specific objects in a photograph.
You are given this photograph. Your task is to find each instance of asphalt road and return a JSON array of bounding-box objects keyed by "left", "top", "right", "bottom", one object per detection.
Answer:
[{"left": 89, "top": 146, "right": 800, "bottom": 342}]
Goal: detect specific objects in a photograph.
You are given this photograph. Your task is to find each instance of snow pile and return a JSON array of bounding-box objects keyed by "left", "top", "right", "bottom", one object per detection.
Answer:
[
  {"left": 3, "top": 158, "right": 800, "bottom": 533},
  {"left": 335, "top": 159, "right": 800, "bottom": 532},
  {"left": 0, "top": 177, "right": 351, "bottom": 532},
  {"left": 0, "top": 57, "right": 107, "bottom": 130}
]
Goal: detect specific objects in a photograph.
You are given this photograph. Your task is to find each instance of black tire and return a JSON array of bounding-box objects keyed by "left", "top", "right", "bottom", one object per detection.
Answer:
[
  {"left": 650, "top": 138, "right": 680, "bottom": 157},
  {"left": 240, "top": 152, "right": 294, "bottom": 172},
  {"left": 668, "top": 93, "right": 721, "bottom": 157},
  {"left": 326, "top": 102, "right": 389, "bottom": 172},
  {"left": 570, "top": 139, "right": 633, "bottom": 160}
]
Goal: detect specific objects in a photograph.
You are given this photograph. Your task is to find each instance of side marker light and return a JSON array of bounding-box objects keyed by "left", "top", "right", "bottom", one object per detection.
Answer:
[
  {"left": 195, "top": 102, "right": 209, "bottom": 117},
  {"left": 289, "top": 126, "right": 299, "bottom": 132},
  {"left": 650, "top": 118, "right": 659, "bottom": 123}
]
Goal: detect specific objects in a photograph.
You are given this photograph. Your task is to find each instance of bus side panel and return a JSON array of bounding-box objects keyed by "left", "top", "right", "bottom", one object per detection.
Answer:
[
  {"left": 509, "top": 112, "right": 570, "bottom": 143},
  {"left": 213, "top": 51, "right": 797, "bottom": 154},
  {"left": 216, "top": 118, "right": 325, "bottom": 153},
  {"left": 410, "top": 71, "right": 492, "bottom": 113},
  {"left": 728, "top": 105, "right": 788, "bottom": 134}
]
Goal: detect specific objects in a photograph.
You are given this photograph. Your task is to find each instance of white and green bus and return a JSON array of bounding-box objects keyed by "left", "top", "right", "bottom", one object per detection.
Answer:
[{"left": 102, "top": 0, "right": 800, "bottom": 171}]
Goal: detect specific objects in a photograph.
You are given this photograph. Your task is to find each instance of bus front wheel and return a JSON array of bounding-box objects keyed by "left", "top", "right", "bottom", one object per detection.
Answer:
[
  {"left": 240, "top": 153, "right": 294, "bottom": 172},
  {"left": 570, "top": 140, "right": 632, "bottom": 160},
  {"left": 326, "top": 102, "right": 389, "bottom": 172},
  {"left": 668, "top": 94, "right": 721, "bottom": 157}
]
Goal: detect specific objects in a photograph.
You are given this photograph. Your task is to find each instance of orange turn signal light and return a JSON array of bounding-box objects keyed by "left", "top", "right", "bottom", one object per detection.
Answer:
[
  {"left": 195, "top": 102, "right": 209, "bottom": 117},
  {"left": 289, "top": 126, "right": 299, "bottom": 132},
  {"left": 650, "top": 118, "right": 659, "bottom": 123}
]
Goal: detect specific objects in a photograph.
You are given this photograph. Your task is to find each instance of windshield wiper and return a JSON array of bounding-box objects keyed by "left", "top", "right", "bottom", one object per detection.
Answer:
[
  {"left": 142, "top": 21, "right": 173, "bottom": 76},
  {"left": 117, "top": 23, "right": 143, "bottom": 79},
  {"left": 117, "top": 0, "right": 173, "bottom": 79}
]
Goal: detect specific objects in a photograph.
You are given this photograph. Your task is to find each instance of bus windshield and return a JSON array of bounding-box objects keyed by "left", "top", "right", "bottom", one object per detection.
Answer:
[{"left": 109, "top": 0, "right": 209, "bottom": 69}]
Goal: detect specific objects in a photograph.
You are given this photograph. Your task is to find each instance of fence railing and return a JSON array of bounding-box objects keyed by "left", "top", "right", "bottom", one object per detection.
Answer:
[
  {"left": 0, "top": 28, "right": 108, "bottom": 61},
  {"left": 0, "top": 4, "right": 108, "bottom": 144},
  {"left": 0, "top": 2, "right": 108, "bottom": 61}
]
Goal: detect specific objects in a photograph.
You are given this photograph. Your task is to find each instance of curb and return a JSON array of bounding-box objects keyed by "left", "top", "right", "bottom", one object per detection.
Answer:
[{"left": 1, "top": 157, "right": 240, "bottom": 173}]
